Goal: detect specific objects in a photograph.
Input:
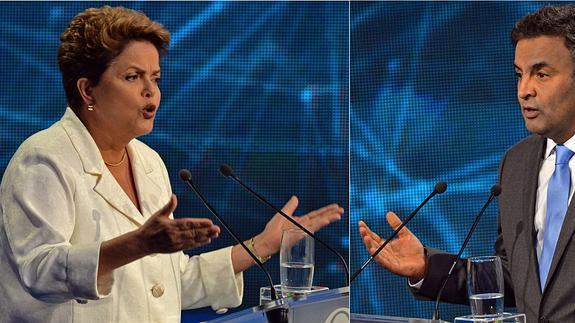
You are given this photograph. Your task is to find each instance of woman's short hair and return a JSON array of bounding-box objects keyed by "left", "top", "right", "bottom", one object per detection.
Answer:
[{"left": 57, "top": 6, "right": 170, "bottom": 111}]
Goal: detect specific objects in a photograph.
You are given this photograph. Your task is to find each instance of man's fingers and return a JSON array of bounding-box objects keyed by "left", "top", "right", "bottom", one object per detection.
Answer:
[
  {"left": 369, "top": 246, "right": 392, "bottom": 266},
  {"left": 360, "top": 224, "right": 383, "bottom": 250},
  {"left": 386, "top": 211, "right": 412, "bottom": 237},
  {"left": 359, "top": 220, "right": 383, "bottom": 243},
  {"left": 385, "top": 212, "right": 403, "bottom": 230},
  {"left": 362, "top": 233, "right": 380, "bottom": 250}
]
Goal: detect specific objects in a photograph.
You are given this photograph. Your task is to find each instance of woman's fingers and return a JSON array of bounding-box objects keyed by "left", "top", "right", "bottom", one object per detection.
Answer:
[
  {"left": 305, "top": 203, "right": 343, "bottom": 219},
  {"left": 298, "top": 203, "right": 344, "bottom": 231},
  {"left": 280, "top": 196, "right": 299, "bottom": 217},
  {"left": 154, "top": 195, "right": 178, "bottom": 218},
  {"left": 172, "top": 218, "right": 220, "bottom": 248},
  {"left": 139, "top": 199, "right": 220, "bottom": 253}
]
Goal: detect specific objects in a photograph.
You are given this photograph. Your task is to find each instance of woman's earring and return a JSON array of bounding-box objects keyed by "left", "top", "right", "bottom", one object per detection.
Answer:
[{"left": 87, "top": 104, "right": 95, "bottom": 111}]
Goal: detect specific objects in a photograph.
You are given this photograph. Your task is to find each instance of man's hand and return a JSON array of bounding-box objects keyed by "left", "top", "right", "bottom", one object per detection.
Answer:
[{"left": 359, "top": 212, "right": 427, "bottom": 281}]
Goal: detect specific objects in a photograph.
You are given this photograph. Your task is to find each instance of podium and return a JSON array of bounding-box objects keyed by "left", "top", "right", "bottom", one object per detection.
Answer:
[
  {"left": 351, "top": 313, "right": 449, "bottom": 323},
  {"left": 207, "top": 287, "right": 349, "bottom": 322},
  {"left": 351, "top": 313, "right": 525, "bottom": 323}
]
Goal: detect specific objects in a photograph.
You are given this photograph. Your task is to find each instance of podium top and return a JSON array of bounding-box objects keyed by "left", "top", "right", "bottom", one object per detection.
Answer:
[
  {"left": 351, "top": 313, "right": 449, "bottom": 323},
  {"left": 208, "top": 287, "right": 349, "bottom": 322}
]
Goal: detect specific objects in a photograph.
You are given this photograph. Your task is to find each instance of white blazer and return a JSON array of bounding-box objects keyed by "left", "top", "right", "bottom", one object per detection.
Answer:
[{"left": 0, "top": 108, "right": 243, "bottom": 323}]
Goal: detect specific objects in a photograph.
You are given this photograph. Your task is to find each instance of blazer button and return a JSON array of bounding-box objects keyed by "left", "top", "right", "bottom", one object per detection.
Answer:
[
  {"left": 151, "top": 283, "right": 165, "bottom": 298},
  {"left": 216, "top": 308, "right": 228, "bottom": 315},
  {"left": 539, "top": 316, "right": 547, "bottom": 323}
]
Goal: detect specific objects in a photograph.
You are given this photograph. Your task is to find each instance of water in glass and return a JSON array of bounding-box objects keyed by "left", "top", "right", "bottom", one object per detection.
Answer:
[{"left": 469, "top": 292, "right": 504, "bottom": 317}]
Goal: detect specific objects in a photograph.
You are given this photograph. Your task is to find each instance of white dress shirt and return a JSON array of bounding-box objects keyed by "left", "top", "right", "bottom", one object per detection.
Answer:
[
  {"left": 0, "top": 108, "right": 243, "bottom": 323},
  {"left": 534, "top": 135, "right": 575, "bottom": 261}
]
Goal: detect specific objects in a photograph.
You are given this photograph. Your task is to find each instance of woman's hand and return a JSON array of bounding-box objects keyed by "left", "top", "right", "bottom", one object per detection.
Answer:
[
  {"left": 99, "top": 194, "right": 220, "bottom": 281},
  {"left": 253, "top": 196, "right": 344, "bottom": 258},
  {"left": 136, "top": 195, "right": 221, "bottom": 254},
  {"left": 358, "top": 212, "right": 427, "bottom": 281}
]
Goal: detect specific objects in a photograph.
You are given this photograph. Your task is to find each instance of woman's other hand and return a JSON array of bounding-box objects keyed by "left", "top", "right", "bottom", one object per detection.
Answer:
[{"left": 254, "top": 196, "right": 344, "bottom": 258}]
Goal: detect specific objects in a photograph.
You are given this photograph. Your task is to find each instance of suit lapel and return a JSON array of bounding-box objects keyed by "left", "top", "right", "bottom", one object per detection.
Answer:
[
  {"left": 128, "top": 143, "right": 164, "bottom": 220},
  {"left": 93, "top": 173, "right": 144, "bottom": 226},
  {"left": 60, "top": 107, "right": 145, "bottom": 227},
  {"left": 126, "top": 142, "right": 180, "bottom": 286},
  {"left": 522, "top": 136, "right": 546, "bottom": 296}
]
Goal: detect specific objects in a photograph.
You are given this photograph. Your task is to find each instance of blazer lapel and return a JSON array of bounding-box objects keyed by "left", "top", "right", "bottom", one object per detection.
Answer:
[
  {"left": 61, "top": 107, "right": 145, "bottom": 227},
  {"left": 126, "top": 147, "right": 181, "bottom": 293},
  {"left": 127, "top": 143, "right": 164, "bottom": 220},
  {"left": 522, "top": 136, "right": 546, "bottom": 296},
  {"left": 93, "top": 173, "right": 144, "bottom": 226}
]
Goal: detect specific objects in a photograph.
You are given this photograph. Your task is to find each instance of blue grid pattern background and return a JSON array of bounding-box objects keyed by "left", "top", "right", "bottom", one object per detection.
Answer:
[
  {"left": 350, "top": 2, "right": 551, "bottom": 321},
  {"left": 0, "top": 2, "right": 348, "bottom": 322}
]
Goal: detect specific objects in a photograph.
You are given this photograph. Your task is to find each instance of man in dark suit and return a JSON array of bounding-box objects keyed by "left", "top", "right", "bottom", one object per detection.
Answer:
[{"left": 359, "top": 6, "right": 575, "bottom": 323}]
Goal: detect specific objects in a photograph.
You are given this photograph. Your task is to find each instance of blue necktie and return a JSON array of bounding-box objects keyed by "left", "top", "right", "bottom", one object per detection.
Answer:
[{"left": 539, "top": 145, "right": 574, "bottom": 291}]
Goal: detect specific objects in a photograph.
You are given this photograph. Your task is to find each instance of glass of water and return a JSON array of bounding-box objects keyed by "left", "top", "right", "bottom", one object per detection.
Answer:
[
  {"left": 467, "top": 256, "right": 504, "bottom": 317},
  {"left": 280, "top": 228, "right": 314, "bottom": 297}
]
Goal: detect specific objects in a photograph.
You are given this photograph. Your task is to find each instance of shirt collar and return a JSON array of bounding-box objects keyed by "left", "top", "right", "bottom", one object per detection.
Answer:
[{"left": 545, "top": 134, "right": 575, "bottom": 159}]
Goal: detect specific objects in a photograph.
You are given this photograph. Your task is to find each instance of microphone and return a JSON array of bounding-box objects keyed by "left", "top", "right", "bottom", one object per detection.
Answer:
[
  {"left": 351, "top": 181, "right": 448, "bottom": 283},
  {"left": 219, "top": 164, "right": 350, "bottom": 286},
  {"left": 178, "top": 169, "right": 279, "bottom": 301},
  {"left": 431, "top": 184, "right": 502, "bottom": 320}
]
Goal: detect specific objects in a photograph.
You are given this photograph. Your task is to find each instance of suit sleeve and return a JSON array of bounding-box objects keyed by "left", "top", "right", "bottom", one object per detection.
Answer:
[
  {"left": 410, "top": 247, "right": 469, "bottom": 304},
  {"left": 411, "top": 150, "right": 517, "bottom": 307},
  {"left": 179, "top": 247, "right": 244, "bottom": 310},
  {"left": 494, "top": 149, "right": 517, "bottom": 307},
  {"left": 0, "top": 147, "right": 112, "bottom": 303}
]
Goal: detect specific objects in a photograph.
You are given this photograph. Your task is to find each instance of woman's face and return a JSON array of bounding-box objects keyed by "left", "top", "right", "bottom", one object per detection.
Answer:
[{"left": 89, "top": 40, "right": 161, "bottom": 139}]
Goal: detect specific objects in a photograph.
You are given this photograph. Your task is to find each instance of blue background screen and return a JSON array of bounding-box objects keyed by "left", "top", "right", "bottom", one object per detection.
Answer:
[
  {"left": 350, "top": 2, "right": 550, "bottom": 321},
  {"left": 0, "top": 2, "right": 348, "bottom": 322}
]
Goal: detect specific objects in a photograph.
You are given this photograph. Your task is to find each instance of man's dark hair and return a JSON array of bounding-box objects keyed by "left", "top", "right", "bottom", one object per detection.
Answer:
[{"left": 512, "top": 5, "right": 575, "bottom": 65}]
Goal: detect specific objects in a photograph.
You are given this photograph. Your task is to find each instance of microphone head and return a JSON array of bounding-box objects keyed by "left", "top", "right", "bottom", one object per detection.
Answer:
[
  {"left": 179, "top": 169, "right": 193, "bottom": 182},
  {"left": 491, "top": 184, "right": 502, "bottom": 196},
  {"left": 219, "top": 164, "right": 234, "bottom": 177},
  {"left": 434, "top": 181, "right": 448, "bottom": 194}
]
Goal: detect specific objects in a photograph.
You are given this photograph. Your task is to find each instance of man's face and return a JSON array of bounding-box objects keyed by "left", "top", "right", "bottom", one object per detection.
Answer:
[{"left": 514, "top": 35, "right": 575, "bottom": 144}]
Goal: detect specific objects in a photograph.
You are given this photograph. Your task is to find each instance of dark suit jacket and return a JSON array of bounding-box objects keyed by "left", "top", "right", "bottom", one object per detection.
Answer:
[{"left": 413, "top": 134, "right": 575, "bottom": 323}]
